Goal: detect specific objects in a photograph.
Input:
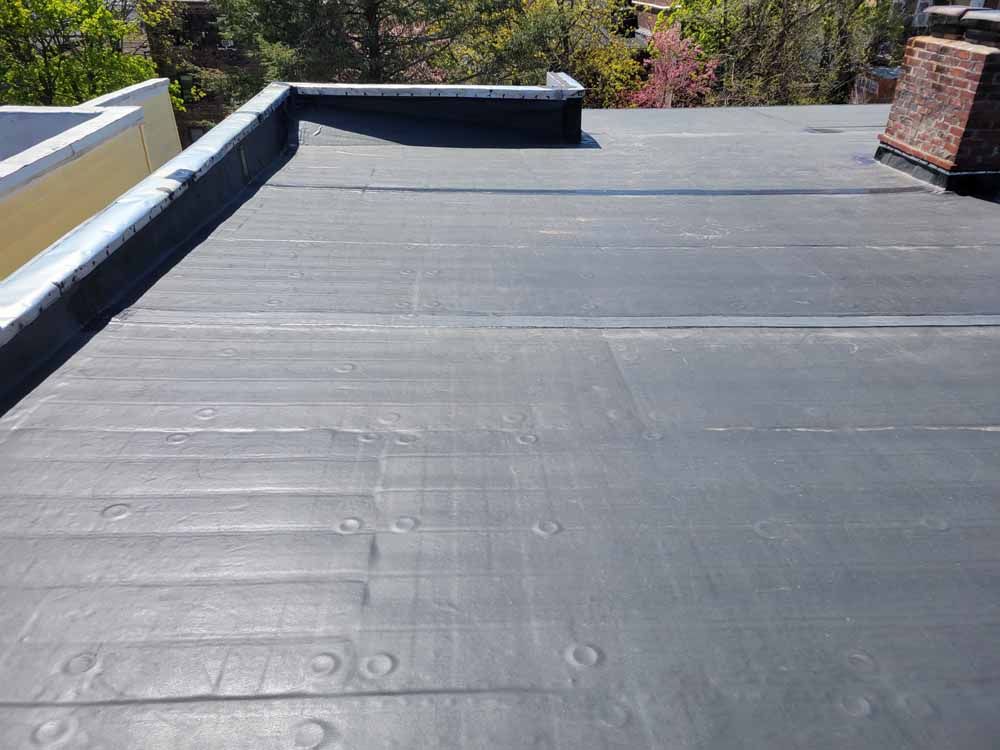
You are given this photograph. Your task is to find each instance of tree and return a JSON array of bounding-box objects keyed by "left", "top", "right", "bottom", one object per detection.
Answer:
[
  {"left": 215, "top": 0, "right": 642, "bottom": 105},
  {"left": 215, "top": 0, "right": 511, "bottom": 85},
  {"left": 666, "top": 0, "right": 903, "bottom": 106},
  {"left": 0, "top": 0, "right": 157, "bottom": 105},
  {"left": 631, "top": 24, "right": 716, "bottom": 107},
  {"left": 444, "top": 0, "right": 642, "bottom": 107},
  {"left": 140, "top": 0, "right": 214, "bottom": 113}
]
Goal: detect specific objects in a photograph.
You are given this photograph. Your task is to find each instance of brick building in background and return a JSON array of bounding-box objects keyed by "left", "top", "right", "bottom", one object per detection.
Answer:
[
  {"left": 632, "top": 0, "right": 672, "bottom": 40},
  {"left": 153, "top": 0, "right": 253, "bottom": 145}
]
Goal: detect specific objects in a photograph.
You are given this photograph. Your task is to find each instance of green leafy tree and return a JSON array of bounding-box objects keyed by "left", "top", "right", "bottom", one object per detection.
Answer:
[
  {"left": 216, "top": 0, "right": 640, "bottom": 105},
  {"left": 445, "top": 0, "right": 642, "bottom": 106},
  {"left": 0, "top": 0, "right": 157, "bottom": 104},
  {"left": 216, "top": 0, "right": 512, "bottom": 85},
  {"left": 666, "top": 0, "right": 903, "bottom": 106},
  {"left": 140, "top": 0, "right": 214, "bottom": 112}
]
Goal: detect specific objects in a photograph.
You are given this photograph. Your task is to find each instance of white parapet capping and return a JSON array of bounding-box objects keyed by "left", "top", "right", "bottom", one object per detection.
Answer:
[
  {"left": 0, "top": 105, "right": 144, "bottom": 200},
  {"left": 545, "top": 72, "right": 586, "bottom": 95},
  {"left": 83, "top": 77, "right": 172, "bottom": 108},
  {"left": 291, "top": 72, "right": 585, "bottom": 100},
  {"left": 0, "top": 83, "right": 292, "bottom": 347}
]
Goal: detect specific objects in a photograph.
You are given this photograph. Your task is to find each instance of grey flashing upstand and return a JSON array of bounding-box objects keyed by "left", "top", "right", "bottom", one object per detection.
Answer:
[
  {"left": 290, "top": 74, "right": 585, "bottom": 144},
  {"left": 874, "top": 141, "right": 1000, "bottom": 195}
]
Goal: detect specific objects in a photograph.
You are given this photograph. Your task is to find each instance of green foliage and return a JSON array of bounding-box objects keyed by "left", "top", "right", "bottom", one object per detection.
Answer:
[
  {"left": 215, "top": 0, "right": 640, "bottom": 104},
  {"left": 0, "top": 0, "right": 902, "bottom": 118},
  {"left": 566, "top": 0, "right": 642, "bottom": 107},
  {"left": 661, "top": 0, "right": 728, "bottom": 54},
  {"left": 574, "top": 37, "right": 641, "bottom": 107},
  {"left": 168, "top": 78, "right": 186, "bottom": 110},
  {"left": 666, "top": 0, "right": 904, "bottom": 106},
  {"left": 443, "top": 0, "right": 560, "bottom": 85},
  {"left": 137, "top": 1, "right": 202, "bottom": 112},
  {"left": 215, "top": 0, "right": 510, "bottom": 85},
  {"left": 445, "top": 0, "right": 641, "bottom": 107},
  {"left": 141, "top": 0, "right": 244, "bottom": 120},
  {"left": 0, "top": 0, "right": 157, "bottom": 105},
  {"left": 183, "top": 64, "right": 251, "bottom": 113}
]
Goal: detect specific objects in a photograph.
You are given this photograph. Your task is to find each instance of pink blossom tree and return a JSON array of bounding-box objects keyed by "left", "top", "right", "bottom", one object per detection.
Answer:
[{"left": 632, "top": 24, "right": 719, "bottom": 108}]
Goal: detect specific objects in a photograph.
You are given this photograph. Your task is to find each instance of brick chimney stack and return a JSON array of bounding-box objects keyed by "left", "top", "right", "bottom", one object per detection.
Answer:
[{"left": 875, "top": 6, "right": 1000, "bottom": 194}]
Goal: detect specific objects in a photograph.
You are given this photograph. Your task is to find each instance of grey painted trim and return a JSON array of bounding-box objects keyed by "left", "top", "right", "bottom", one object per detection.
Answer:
[
  {"left": 83, "top": 77, "right": 171, "bottom": 108},
  {"left": 291, "top": 72, "right": 585, "bottom": 100},
  {"left": 0, "top": 83, "right": 291, "bottom": 348},
  {"left": 0, "top": 106, "right": 143, "bottom": 200},
  {"left": 121, "top": 310, "right": 1000, "bottom": 330}
]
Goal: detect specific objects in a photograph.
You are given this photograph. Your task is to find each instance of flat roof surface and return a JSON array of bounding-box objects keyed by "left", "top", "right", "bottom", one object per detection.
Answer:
[{"left": 2, "top": 105, "right": 1000, "bottom": 748}]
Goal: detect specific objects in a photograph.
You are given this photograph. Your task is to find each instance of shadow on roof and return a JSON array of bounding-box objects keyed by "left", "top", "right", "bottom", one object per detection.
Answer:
[
  {"left": 0, "top": 147, "right": 297, "bottom": 417},
  {"left": 294, "top": 107, "right": 600, "bottom": 149}
]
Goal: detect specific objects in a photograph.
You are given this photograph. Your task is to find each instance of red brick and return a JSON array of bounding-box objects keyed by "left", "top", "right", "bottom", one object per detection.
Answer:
[{"left": 880, "top": 36, "right": 1000, "bottom": 172}]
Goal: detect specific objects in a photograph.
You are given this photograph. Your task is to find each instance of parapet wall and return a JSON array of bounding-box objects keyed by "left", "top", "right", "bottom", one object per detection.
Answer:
[
  {"left": 292, "top": 74, "right": 584, "bottom": 143},
  {"left": 0, "top": 74, "right": 583, "bottom": 402}
]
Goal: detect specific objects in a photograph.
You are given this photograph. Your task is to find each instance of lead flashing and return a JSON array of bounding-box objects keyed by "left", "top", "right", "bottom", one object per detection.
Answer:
[{"left": 875, "top": 143, "right": 1000, "bottom": 195}]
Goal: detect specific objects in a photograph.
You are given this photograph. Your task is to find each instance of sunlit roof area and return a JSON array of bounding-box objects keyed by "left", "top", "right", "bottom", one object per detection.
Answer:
[{"left": 2, "top": 1, "right": 1000, "bottom": 748}]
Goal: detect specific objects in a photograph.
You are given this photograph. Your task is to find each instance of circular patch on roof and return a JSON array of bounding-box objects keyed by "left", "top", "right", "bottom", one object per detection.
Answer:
[
  {"left": 361, "top": 652, "right": 397, "bottom": 679},
  {"left": 564, "top": 643, "right": 603, "bottom": 669},
  {"left": 337, "top": 518, "right": 363, "bottom": 534},
  {"left": 308, "top": 653, "right": 340, "bottom": 677},
  {"left": 292, "top": 720, "right": 331, "bottom": 749}
]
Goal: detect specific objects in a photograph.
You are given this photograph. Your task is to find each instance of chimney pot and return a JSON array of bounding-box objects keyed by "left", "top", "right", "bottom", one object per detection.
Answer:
[
  {"left": 961, "top": 10, "right": 1000, "bottom": 46},
  {"left": 928, "top": 5, "right": 970, "bottom": 39}
]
